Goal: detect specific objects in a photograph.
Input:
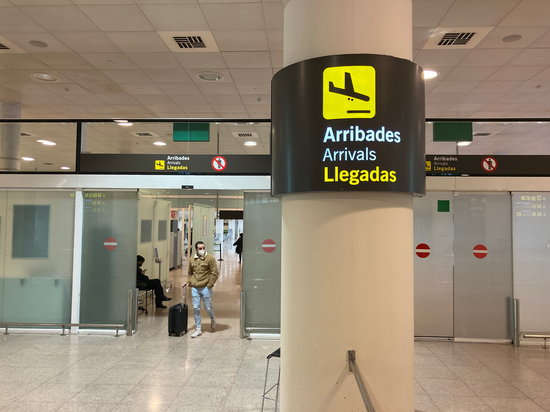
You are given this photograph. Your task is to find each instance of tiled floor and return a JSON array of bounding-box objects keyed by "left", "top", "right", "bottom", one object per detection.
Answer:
[{"left": 2, "top": 252, "right": 550, "bottom": 411}]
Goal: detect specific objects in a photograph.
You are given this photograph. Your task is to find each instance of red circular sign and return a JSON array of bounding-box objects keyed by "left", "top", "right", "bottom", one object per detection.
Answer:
[
  {"left": 211, "top": 156, "right": 227, "bottom": 171},
  {"left": 416, "top": 243, "right": 430, "bottom": 258},
  {"left": 103, "top": 237, "right": 118, "bottom": 251},
  {"left": 481, "top": 156, "right": 497, "bottom": 173},
  {"left": 261, "top": 239, "right": 277, "bottom": 253},
  {"left": 473, "top": 244, "right": 488, "bottom": 259}
]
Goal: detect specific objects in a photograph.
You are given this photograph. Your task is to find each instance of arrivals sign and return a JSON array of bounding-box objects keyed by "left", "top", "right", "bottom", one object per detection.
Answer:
[
  {"left": 271, "top": 54, "right": 426, "bottom": 195},
  {"left": 79, "top": 153, "right": 270, "bottom": 175}
]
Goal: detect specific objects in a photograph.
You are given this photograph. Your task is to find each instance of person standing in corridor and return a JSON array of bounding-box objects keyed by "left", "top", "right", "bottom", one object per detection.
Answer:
[
  {"left": 233, "top": 233, "right": 243, "bottom": 264},
  {"left": 188, "top": 241, "right": 219, "bottom": 338}
]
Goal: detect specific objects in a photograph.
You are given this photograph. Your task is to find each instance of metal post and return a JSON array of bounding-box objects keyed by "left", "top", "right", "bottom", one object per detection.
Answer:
[
  {"left": 509, "top": 297, "right": 520, "bottom": 346},
  {"left": 133, "top": 288, "right": 139, "bottom": 334},
  {"left": 218, "top": 242, "right": 224, "bottom": 262},
  {"left": 240, "top": 290, "right": 246, "bottom": 338},
  {"left": 347, "top": 350, "right": 376, "bottom": 412},
  {"left": 126, "top": 289, "right": 133, "bottom": 337}
]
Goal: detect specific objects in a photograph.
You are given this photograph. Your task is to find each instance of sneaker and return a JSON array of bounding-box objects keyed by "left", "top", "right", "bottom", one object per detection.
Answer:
[
  {"left": 211, "top": 318, "right": 216, "bottom": 332},
  {"left": 191, "top": 329, "right": 202, "bottom": 338}
]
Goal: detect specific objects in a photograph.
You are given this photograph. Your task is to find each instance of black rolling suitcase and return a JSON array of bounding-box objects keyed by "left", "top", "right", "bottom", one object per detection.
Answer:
[{"left": 169, "top": 284, "right": 188, "bottom": 336}]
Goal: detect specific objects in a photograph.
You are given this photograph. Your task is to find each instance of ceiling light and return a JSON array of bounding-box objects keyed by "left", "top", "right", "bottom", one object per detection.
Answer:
[
  {"left": 197, "top": 71, "right": 223, "bottom": 82},
  {"left": 114, "top": 119, "right": 128, "bottom": 123},
  {"left": 36, "top": 139, "right": 56, "bottom": 146},
  {"left": 502, "top": 34, "right": 522, "bottom": 43},
  {"left": 29, "top": 40, "right": 48, "bottom": 48},
  {"left": 244, "top": 141, "right": 257, "bottom": 147},
  {"left": 21, "top": 156, "right": 35, "bottom": 161},
  {"left": 60, "top": 166, "right": 70, "bottom": 170},
  {"left": 31, "top": 72, "right": 57, "bottom": 82},
  {"left": 457, "top": 141, "right": 472, "bottom": 147},
  {"left": 117, "top": 121, "right": 133, "bottom": 127},
  {"left": 153, "top": 141, "right": 167, "bottom": 146},
  {"left": 422, "top": 70, "right": 438, "bottom": 80}
]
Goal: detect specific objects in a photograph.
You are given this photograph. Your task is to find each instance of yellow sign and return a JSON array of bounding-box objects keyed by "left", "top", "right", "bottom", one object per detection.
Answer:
[
  {"left": 154, "top": 160, "right": 165, "bottom": 170},
  {"left": 425, "top": 160, "right": 432, "bottom": 172},
  {"left": 323, "top": 66, "right": 376, "bottom": 120}
]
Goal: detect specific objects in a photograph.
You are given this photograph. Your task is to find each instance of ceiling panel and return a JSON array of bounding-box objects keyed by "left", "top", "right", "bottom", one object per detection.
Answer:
[
  {"left": 460, "top": 48, "right": 520, "bottom": 66},
  {"left": 0, "top": 55, "right": 49, "bottom": 69},
  {"left": 106, "top": 32, "right": 169, "bottom": 53},
  {"left": 213, "top": 30, "right": 268, "bottom": 51},
  {"left": 102, "top": 69, "right": 152, "bottom": 83},
  {"left": 477, "top": 27, "right": 547, "bottom": 49},
  {"left": 54, "top": 32, "right": 121, "bottom": 53},
  {"left": 177, "top": 52, "right": 227, "bottom": 69},
  {"left": 1, "top": 33, "right": 71, "bottom": 53},
  {"left": 487, "top": 65, "right": 544, "bottom": 81},
  {"left": 22, "top": 6, "right": 99, "bottom": 32},
  {"left": 127, "top": 52, "right": 180, "bottom": 69},
  {"left": 79, "top": 5, "right": 154, "bottom": 32},
  {"left": 412, "top": 0, "right": 454, "bottom": 28},
  {"left": 512, "top": 48, "right": 550, "bottom": 66},
  {"left": 81, "top": 53, "right": 137, "bottom": 70},
  {"left": 223, "top": 51, "right": 271, "bottom": 68},
  {"left": 0, "top": 7, "right": 47, "bottom": 32},
  {"left": 440, "top": 0, "right": 520, "bottom": 26},
  {"left": 34, "top": 53, "right": 92, "bottom": 69},
  {"left": 201, "top": 3, "right": 264, "bottom": 31},
  {"left": 139, "top": 4, "right": 209, "bottom": 31},
  {"left": 445, "top": 66, "right": 499, "bottom": 81},
  {"left": 144, "top": 68, "right": 193, "bottom": 83},
  {"left": 500, "top": 0, "right": 550, "bottom": 27}
]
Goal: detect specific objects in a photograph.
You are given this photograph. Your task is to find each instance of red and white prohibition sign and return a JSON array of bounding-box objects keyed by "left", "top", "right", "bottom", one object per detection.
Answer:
[
  {"left": 261, "top": 239, "right": 277, "bottom": 253},
  {"left": 481, "top": 156, "right": 498, "bottom": 173},
  {"left": 473, "top": 244, "right": 488, "bottom": 259},
  {"left": 415, "top": 243, "right": 431, "bottom": 258},
  {"left": 211, "top": 155, "right": 227, "bottom": 171},
  {"left": 103, "top": 237, "right": 118, "bottom": 251}
]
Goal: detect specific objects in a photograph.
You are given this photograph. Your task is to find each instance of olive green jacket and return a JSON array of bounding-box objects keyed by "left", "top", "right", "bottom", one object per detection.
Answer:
[{"left": 187, "top": 253, "right": 219, "bottom": 288}]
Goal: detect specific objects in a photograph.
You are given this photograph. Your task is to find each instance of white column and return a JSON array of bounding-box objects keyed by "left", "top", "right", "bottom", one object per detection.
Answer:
[
  {"left": 70, "top": 190, "right": 84, "bottom": 333},
  {"left": 281, "top": 1, "right": 414, "bottom": 411},
  {"left": 0, "top": 103, "right": 21, "bottom": 171}
]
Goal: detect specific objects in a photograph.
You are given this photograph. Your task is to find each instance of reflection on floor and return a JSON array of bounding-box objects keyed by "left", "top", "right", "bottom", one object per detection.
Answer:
[{"left": 2, "top": 252, "right": 550, "bottom": 411}]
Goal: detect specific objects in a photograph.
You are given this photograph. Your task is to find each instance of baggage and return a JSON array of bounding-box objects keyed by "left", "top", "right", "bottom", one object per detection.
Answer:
[{"left": 168, "top": 284, "right": 188, "bottom": 336}]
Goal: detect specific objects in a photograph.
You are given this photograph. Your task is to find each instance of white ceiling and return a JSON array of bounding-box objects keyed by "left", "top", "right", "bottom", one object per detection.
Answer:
[{"left": 0, "top": 0, "right": 548, "bottom": 119}]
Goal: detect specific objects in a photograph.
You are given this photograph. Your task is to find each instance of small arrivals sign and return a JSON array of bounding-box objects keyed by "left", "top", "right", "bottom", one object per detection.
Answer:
[{"left": 271, "top": 54, "right": 425, "bottom": 195}]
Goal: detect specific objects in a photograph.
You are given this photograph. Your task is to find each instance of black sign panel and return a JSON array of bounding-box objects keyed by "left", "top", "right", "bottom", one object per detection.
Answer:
[
  {"left": 426, "top": 155, "right": 550, "bottom": 176},
  {"left": 79, "top": 154, "right": 271, "bottom": 175},
  {"left": 271, "top": 54, "right": 425, "bottom": 195}
]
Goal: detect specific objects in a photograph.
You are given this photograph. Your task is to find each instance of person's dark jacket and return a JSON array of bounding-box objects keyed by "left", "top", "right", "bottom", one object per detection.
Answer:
[
  {"left": 137, "top": 267, "right": 150, "bottom": 289},
  {"left": 233, "top": 237, "right": 243, "bottom": 254}
]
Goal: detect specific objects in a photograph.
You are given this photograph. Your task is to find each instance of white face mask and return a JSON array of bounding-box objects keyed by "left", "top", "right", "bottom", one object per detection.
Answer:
[{"left": 198, "top": 249, "right": 206, "bottom": 256}]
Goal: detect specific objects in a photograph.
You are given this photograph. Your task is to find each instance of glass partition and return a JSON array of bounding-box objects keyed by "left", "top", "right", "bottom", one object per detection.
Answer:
[
  {"left": 82, "top": 121, "right": 270, "bottom": 155},
  {"left": 0, "top": 191, "right": 74, "bottom": 325},
  {"left": 426, "top": 121, "right": 550, "bottom": 155},
  {"left": 79, "top": 191, "right": 137, "bottom": 326},
  {"left": 0, "top": 122, "right": 77, "bottom": 172}
]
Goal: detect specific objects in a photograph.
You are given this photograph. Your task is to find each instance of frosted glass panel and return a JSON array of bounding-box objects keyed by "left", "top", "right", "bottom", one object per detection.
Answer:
[{"left": 0, "top": 191, "right": 74, "bottom": 324}]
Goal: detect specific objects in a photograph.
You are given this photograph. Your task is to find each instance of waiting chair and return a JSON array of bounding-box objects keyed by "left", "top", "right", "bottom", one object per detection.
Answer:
[{"left": 261, "top": 348, "right": 280, "bottom": 412}]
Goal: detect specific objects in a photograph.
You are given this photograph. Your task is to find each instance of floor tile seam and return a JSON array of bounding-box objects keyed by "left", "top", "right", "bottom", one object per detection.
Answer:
[
  {"left": 459, "top": 377, "right": 525, "bottom": 408},
  {"left": 219, "top": 346, "right": 249, "bottom": 408}
]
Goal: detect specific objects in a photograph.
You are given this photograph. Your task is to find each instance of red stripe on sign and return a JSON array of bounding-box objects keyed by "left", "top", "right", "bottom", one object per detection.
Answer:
[
  {"left": 473, "top": 244, "right": 488, "bottom": 259},
  {"left": 415, "top": 243, "right": 430, "bottom": 258}
]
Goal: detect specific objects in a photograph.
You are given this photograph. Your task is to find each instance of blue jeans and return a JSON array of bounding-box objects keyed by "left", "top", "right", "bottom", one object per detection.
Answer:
[{"left": 191, "top": 287, "right": 215, "bottom": 331}]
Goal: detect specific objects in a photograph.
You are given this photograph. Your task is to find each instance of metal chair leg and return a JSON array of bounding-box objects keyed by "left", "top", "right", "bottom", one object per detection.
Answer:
[
  {"left": 261, "top": 357, "right": 270, "bottom": 411},
  {"left": 274, "top": 366, "right": 280, "bottom": 412}
]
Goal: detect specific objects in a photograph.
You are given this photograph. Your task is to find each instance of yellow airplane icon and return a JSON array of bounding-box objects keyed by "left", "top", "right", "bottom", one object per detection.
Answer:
[
  {"left": 323, "top": 66, "right": 376, "bottom": 120},
  {"left": 154, "top": 160, "right": 165, "bottom": 170}
]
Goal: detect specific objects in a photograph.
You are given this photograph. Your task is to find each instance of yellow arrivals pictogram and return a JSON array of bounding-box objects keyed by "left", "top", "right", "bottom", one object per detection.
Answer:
[
  {"left": 155, "top": 160, "right": 166, "bottom": 170},
  {"left": 323, "top": 66, "right": 376, "bottom": 120},
  {"left": 425, "top": 160, "right": 432, "bottom": 172}
]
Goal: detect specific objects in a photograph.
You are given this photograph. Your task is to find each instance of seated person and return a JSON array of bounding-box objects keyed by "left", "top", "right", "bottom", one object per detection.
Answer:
[{"left": 137, "top": 255, "right": 171, "bottom": 309}]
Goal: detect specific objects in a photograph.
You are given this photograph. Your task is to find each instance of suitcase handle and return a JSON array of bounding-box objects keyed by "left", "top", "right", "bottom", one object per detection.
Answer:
[{"left": 182, "top": 283, "right": 188, "bottom": 305}]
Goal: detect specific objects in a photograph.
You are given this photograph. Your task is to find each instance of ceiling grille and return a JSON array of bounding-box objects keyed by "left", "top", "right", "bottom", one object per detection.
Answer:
[
  {"left": 423, "top": 27, "right": 493, "bottom": 50},
  {"left": 174, "top": 36, "right": 206, "bottom": 49},
  {"left": 159, "top": 31, "right": 219, "bottom": 53},
  {"left": 438, "top": 32, "right": 475, "bottom": 46}
]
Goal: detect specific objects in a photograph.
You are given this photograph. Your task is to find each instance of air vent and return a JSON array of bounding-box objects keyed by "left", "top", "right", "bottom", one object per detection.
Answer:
[
  {"left": 474, "top": 132, "right": 491, "bottom": 137},
  {"left": 20, "top": 132, "right": 33, "bottom": 137},
  {"left": 423, "top": 27, "right": 493, "bottom": 50},
  {"left": 232, "top": 131, "right": 259, "bottom": 139},
  {"left": 159, "top": 31, "right": 219, "bottom": 53},
  {"left": 132, "top": 131, "right": 159, "bottom": 138}
]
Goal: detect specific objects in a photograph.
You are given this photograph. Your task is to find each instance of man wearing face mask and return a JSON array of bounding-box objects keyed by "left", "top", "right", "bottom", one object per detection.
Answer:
[{"left": 187, "top": 241, "right": 219, "bottom": 338}]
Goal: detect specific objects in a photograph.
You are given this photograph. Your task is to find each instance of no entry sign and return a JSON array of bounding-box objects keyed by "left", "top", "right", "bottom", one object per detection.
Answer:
[
  {"left": 261, "top": 239, "right": 277, "bottom": 253},
  {"left": 103, "top": 237, "right": 118, "bottom": 251},
  {"left": 473, "top": 244, "right": 488, "bottom": 259},
  {"left": 211, "top": 156, "right": 227, "bottom": 171},
  {"left": 416, "top": 243, "right": 430, "bottom": 258},
  {"left": 482, "top": 156, "right": 497, "bottom": 173}
]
